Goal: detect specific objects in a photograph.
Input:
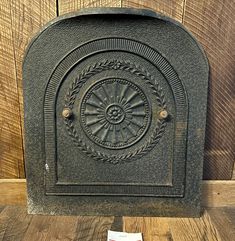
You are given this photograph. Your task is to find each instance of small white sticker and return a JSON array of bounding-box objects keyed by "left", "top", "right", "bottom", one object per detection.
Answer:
[{"left": 107, "top": 230, "right": 143, "bottom": 241}]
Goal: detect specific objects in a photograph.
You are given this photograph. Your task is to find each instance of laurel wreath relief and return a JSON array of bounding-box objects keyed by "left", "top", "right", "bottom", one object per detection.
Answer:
[{"left": 64, "top": 60, "right": 167, "bottom": 164}]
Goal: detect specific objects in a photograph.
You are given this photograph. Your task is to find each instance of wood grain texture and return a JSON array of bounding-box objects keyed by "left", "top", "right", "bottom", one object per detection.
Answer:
[
  {"left": 1, "top": 179, "right": 235, "bottom": 208},
  {"left": 22, "top": 212, "right": 113, "bottom": 241},
  {"left": 0, "top": 0, "right": 24, "bottom": 178},
  {"left": 123, "top": 210, "right": 222, "bottom": 241},
  {"left": 0, "top": 206, "right": 113, "bottom": 241},
  {"left": 1, "top": 205, "right": 234, "bottom": 241},
  {"left": 22, "top": 215, "right": 56, "bottom": 241},
  {"left": 0, "top": 207, "right": 5, "bottom": 214},
  {"left": 0, "top": 206, "right": 32, "bottom": 241},
  {"left": 122, "top": 0, "right": 185, "bottom": 22},
  {"left": 0, "top": 179, "right": 27, "bottom": 205},
  {"left": 233, "top": 165, "right": 235, "bottom": 179},
  {"left": 0, "top": 0, "right": 56, "bottom": 178},
  {"left": 207, "top": 207, "right": 235, "bottom": 241},
  {"left": 43, "top": 216, "right": 79, "bottom": 241},
  {"left": 183, "top": 0, "right": 235, "bottom": 179},
  {"left": 202, "top": 180, "right": 235, "bottom": 208},
  {"left": 59, "top": 0, "right": 121, "bottom": 15},
  {"left": 75, "top": 216, "right": 114, "bottom": 240}
]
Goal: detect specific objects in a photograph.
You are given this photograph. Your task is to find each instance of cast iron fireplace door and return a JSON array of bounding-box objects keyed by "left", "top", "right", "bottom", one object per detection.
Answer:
[{"left": 23, "top": 8, "right": 209, "bottom": 217}]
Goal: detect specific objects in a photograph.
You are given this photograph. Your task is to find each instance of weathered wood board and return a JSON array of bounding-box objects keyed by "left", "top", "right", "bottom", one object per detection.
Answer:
[{"left": 0, "top": 205, "right": 234, "bottom": 241}]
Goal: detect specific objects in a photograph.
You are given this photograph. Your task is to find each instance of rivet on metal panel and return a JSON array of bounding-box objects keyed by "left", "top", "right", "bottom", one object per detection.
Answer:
[
  {"left": 159, "top": 110, "right": 168, "bottom": 119},
  {"left": 62, "top": 108, "right": 73, "bottom": 118}
]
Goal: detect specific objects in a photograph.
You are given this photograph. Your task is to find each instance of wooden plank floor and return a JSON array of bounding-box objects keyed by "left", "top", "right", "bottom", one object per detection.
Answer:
[{"left": 0, "top": 206, "right": 234, "bottom": 241}]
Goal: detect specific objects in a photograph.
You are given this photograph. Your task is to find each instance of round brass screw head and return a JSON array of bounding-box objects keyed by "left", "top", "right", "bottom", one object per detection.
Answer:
[
  {"left": 159, "top": 110, "right": 168, "bottom": 119},
  {"left": 62, "top": 108, "right": 73, "bottom": 118}
]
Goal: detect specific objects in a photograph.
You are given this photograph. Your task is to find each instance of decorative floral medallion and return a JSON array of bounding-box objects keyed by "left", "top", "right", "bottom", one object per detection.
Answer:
[
  {"left": 63, "top": 59, "right": 167, "bottom": 164},
  {"left": 80, "top": 79, "right": 150, "bottom": 149}
]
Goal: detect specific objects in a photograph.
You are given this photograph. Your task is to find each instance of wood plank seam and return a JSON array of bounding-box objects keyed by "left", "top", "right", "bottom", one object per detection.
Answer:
[{"left": 182, "top": 0, "right": 187, "bottom": 23}]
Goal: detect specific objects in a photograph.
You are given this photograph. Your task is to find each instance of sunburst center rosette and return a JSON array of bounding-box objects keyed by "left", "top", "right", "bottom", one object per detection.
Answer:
[{"left": 80, "top": 78, "right": 151, "bottom": 149}]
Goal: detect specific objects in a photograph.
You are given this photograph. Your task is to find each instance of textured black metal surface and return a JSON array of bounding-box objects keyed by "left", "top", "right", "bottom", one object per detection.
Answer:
[{"left": 23, "top": 8, "right": 209, "bottom": 217}]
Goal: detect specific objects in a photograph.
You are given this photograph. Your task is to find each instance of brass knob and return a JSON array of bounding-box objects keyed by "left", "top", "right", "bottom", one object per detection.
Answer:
[
  {"left": 62, "top": 108, "right": 73, "bottom": 118},
  {"left": 159, "top": 110, "right": 168, "bottom": 120}
]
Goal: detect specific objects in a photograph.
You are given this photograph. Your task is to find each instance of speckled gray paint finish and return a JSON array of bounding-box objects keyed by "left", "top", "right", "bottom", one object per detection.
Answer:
[{"left": 23, "top": 8, "right": 209, "bottom": 217}]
